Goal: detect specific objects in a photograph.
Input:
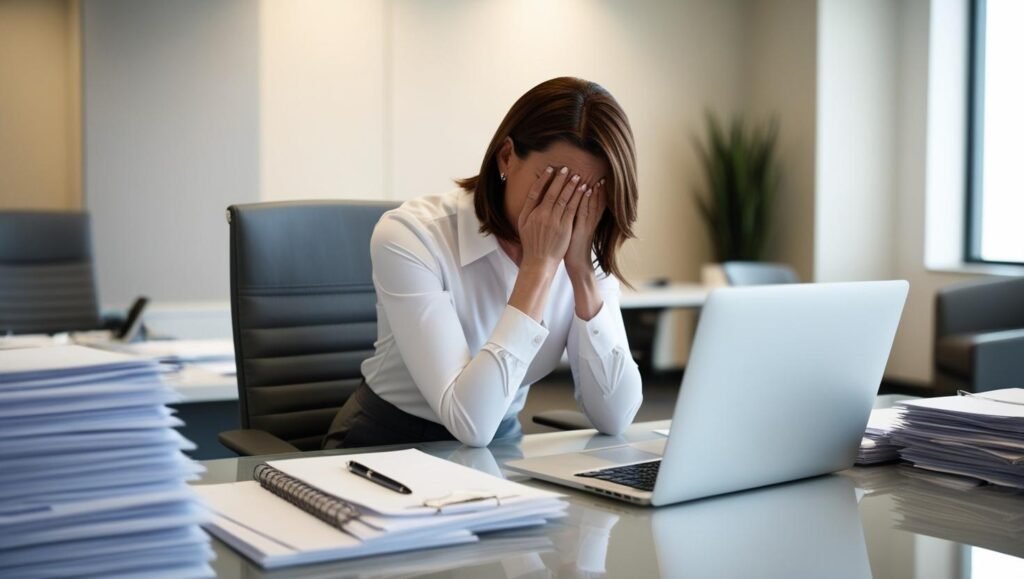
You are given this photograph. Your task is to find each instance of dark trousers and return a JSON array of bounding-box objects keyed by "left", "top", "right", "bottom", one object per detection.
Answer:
[{"left": 322, "top": 382, "right": 521, "bottom": 449}]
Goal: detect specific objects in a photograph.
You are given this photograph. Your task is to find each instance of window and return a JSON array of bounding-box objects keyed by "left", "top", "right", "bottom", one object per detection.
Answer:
[{"left": 966, "top": 0, "right": 1024, "bottom": 265}]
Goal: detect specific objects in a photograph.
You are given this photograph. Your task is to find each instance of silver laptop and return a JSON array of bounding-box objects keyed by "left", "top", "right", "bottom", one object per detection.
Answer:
[{"left": 506, "top": 280, "right": 908, "bottom": 506}]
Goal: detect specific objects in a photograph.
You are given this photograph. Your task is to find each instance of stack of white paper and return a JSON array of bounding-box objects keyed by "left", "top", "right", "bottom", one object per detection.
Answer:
[
  {"left": 892, "top": 389, "right": 1024, "bottom": 489},
  {"left": 856, "top": 408, "right": 903, "bottom": 465},
  {"left": 0, "top": 345, "right": 213, "bottom": 578},
  {"left": 195, "top": 449, "right": 568, "bottom": 569}
]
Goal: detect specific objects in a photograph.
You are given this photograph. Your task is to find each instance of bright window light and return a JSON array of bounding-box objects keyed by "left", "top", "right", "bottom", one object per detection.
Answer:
[
  {"left": 969, "top": 0, "right": 1024, "bottom": 264},
  {"left": 971, "top": 546, "right": 1024, "bottom": 579}
]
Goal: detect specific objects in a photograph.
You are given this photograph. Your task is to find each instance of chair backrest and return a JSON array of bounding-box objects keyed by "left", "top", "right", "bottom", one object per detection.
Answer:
[
  {"left": 227, "top": 200, "right": 398, "bottom": 450},
  {"left": 722, "top": 261, "right": 799, "bottom": 286},
  {"left": 935, "top": 276, "right": 1024, "bottom": 338},
  {"left": 0, "top": 211, "right": 101, "bottom": 334}
]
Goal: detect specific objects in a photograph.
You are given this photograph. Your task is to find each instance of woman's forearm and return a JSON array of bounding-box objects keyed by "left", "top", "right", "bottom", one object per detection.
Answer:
[
  {"left": 508, "top": 261, "right": 557, "bottom": 321},
  {"left": 567, "top": 267, "right": 604, "bottom": 321}
]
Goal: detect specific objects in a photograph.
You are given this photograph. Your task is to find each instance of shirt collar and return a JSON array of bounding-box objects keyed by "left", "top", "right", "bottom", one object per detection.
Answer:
[{"left": 457, "top": 190, "right": 500, "bottom": 267}]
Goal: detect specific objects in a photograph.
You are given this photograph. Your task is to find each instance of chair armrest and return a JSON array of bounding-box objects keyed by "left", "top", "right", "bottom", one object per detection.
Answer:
[
  {"left": 532, "top": 410, "right": 594, "bottom": 431},
  {"left": 218, "top": 429, "right": 301, "bottom": 456},
  {"left": 972, "top": 329, "right": 1024, "bottom": 392}
]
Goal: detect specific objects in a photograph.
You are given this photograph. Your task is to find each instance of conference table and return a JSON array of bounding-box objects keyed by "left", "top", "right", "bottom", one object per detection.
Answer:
[{"left": 195, "top": 417, "right": 1024, "bottom": 578}]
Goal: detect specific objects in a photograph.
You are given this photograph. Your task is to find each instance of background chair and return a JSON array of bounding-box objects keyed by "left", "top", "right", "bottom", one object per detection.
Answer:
[
  {"left": 934, "top": 277, "right": 1024, "bottom": 395},
  {"left": 0, "top": 211, "right": 102, "bottom": 335},
  {"left": 218, "top": 200, "right": 397, "bottom": 456},
  {"left": 722, "top": 261, "right": 799, "bottom": 285}
]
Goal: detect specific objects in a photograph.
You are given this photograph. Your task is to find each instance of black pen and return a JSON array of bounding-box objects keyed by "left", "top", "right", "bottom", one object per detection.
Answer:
[{"left": 347, "top": 461, "right": 412, "bottom": 495}]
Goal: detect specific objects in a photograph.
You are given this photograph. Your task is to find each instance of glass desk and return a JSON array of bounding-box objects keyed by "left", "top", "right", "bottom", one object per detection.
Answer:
[{"left": 195, "top": 420, "right": 1024, "bottom": 578}]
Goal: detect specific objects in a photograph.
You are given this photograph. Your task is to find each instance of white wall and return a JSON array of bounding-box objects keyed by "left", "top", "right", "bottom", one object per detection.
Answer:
[
  {"left": 259, "top": 0, "right": 387, "bottom": 202},
  {"left": 258, "top": 0, "right": 748, "bottom": 291},
  {"left": 82, "top": 0, "right": 261, "bottom": 306},
  {"left": 814, "top": 0, "right": 899, "bottom": 283},
  {"left": 0, "top": 0, "right": 81, "bottom": 210}
]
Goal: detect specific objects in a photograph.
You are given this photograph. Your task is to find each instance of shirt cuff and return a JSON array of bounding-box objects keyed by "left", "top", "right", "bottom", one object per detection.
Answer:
[
  {"left": 575, "top": 303, "right": 621, "bottom": 359},
  {"left": 489, "top": 305, "right": 549, "bottom": 363}
]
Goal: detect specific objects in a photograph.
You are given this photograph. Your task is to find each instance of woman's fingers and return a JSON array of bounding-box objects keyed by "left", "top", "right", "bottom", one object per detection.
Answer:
[
  {"left": 552, "top": 173, "right": 581, "bottom": 219},
  {"left": 578, "top": 184, "right": 594, "bottom": 228},
  {"left": 594, "top": 179, "right": 607, "bottom": 222},
  {"left": 539, "top": 166, "right": 571, "bottom": 212},
  {"left": 520, "top": 166, "right": 555, "bottom": 224},
  {"left": 563, "top": 182, "right": 588, "bottom": 226}
]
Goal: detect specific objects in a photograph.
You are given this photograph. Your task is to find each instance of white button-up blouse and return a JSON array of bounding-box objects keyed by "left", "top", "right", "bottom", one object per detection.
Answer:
[{"left": 361, "top": 189, "right": 643, "bottom": 446}]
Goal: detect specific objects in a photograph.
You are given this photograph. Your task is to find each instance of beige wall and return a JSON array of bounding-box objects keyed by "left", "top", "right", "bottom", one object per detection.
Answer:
[
  {"left": 742, "top": 0, "right": 819, "bottom": 282},
  {"left": 0, "top": 0, "right": 81, "bottom": 210}
]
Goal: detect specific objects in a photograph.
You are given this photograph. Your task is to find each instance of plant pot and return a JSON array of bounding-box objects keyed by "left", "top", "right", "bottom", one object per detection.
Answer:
[{"left": 701, "top": 263, "right": 728, "bottom": 287}]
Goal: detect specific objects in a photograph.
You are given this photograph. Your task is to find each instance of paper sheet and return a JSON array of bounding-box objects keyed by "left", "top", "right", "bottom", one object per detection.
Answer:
[{"left": 268, "top": 448, "right": 564, "bottom": 517}]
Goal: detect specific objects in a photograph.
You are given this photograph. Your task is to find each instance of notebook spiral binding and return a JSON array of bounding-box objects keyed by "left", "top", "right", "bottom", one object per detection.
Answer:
[{"left": 253, "top": 463, "right": 364, "bottom": 537}]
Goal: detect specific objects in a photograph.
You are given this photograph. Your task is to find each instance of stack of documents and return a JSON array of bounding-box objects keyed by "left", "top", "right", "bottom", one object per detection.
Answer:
[
  {"left": 195, "top": 449, "right": 567, "bottom": 569},
  {"left": 856, "top": 408, "right": 903, "bottom": 465},
  {"left": 891, "top": 389, "right": 1024, "bottom": 489},
  {"left": 0, "top": 346, "right": 213, "bottom": 578}
]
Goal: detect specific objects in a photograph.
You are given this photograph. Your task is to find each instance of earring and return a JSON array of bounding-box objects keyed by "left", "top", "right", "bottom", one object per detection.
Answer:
[{"left": 500, "top": 172, "right": 506, "bottom": 182}]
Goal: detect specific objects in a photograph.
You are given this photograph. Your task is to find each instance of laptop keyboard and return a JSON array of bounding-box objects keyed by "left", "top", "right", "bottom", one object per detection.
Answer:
[{"left": 576, "top": 460, "right": 661, "bottom": 492}]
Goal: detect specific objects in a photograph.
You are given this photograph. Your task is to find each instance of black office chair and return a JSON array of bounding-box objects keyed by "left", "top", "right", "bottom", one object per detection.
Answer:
[
  {"left": 0, "top": 211, "right": 102, "bottom": 335},
  {"left": 934, "top": 277, "right": 1024, "bottom": 395},
  {"left": 722, "top": 261, "right": 799, "bottom": 286},
  {"left": 218, "top": 201, "right": 398, "bottom": 456}
]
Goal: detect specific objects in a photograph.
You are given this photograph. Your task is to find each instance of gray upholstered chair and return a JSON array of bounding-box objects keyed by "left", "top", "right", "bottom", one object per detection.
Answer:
[
  {"left": 0, "top": 211, "right": 102, "bottom": 335},
  {"left": 218, "top": 200, "right": 398, "bottom": 456},
  {"left": 722, "top": 261, "right": 799, "bottom": 286},
  {"left": 934, "top": 277, "right": 1024, "bottom": 395}
]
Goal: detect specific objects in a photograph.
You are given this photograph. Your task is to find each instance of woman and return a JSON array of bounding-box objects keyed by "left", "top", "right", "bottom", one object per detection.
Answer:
[{"left": 323, "top": 77, "right": 643, "bottom": 449}]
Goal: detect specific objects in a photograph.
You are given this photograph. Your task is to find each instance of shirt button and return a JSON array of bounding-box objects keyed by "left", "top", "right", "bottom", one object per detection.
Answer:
[
  {"left": 532, "top": 336, "right": 543, "bottom": 345},
  {"left": 591, "top": 329, "right": 600, "bottom": 336}
]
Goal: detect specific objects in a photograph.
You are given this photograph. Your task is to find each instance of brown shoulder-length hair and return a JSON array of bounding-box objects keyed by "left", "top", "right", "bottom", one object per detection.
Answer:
[{"left": 456, "top": 77, "right": 638, "bottom": 285}]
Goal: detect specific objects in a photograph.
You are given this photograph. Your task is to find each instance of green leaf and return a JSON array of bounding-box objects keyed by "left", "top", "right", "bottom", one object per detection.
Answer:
[{"left": 691, "top": 113, "right": 781, "bottom": 262}]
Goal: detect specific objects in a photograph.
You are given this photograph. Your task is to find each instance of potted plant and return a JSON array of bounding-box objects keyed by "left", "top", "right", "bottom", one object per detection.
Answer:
[{"left": 693, "top": 113, "right": 780, "bottom": 285}]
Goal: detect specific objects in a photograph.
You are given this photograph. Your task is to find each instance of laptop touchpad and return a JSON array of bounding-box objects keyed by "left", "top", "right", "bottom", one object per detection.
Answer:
[{"left": 585, "top": 446, "right": 661, "bottom": 464}]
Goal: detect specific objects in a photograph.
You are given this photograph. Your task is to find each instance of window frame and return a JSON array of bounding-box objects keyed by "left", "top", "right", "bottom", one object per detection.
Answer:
[{"left": 965, "top": 0, "right": 1024, "bottom": 266}]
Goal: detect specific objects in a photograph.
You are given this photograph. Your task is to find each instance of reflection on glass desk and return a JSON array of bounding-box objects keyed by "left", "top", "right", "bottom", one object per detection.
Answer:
[{"left": 195, "top": 421, "right": 1024, "bottom": 579}]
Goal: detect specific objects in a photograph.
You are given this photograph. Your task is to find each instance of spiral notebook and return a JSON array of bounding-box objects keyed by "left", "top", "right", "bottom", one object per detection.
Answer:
[{"left": 195, "top": 449, "right": 567, "bottom": 568}]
